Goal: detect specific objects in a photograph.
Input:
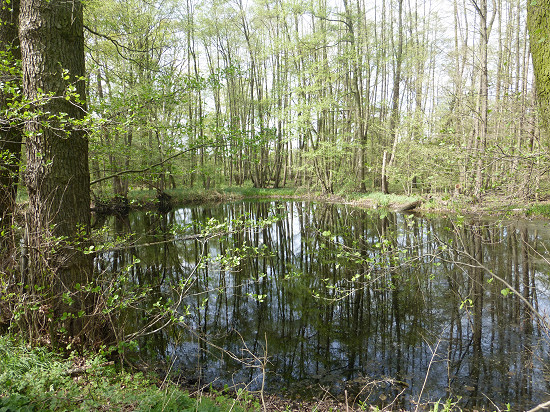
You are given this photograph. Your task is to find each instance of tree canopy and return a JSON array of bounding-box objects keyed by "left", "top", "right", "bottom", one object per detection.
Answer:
[{"left": 78, "top": 0, "right": 545, "bottom": 199}]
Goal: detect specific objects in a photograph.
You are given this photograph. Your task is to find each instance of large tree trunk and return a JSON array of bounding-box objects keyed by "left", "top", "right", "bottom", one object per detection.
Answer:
[
  {"left": 527, "top": 0, "right": 550, "bottom": 142},
  {"left": 0, "top": 0, "right": 22, "bottom": 272},
  {"left": 19, "top": 0, "right": 95, "bottom": 345}
]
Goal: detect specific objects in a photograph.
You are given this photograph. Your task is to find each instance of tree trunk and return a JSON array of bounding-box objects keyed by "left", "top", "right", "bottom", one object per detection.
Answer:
[
  {"left": 473, "top": 0, "right": 493, "bottom": 198},
  {"left": 386, "top": 0, "right": 404, "bottom": 187},
  {"left": 381, "top": 150, "right": 389, "bottom": 194},
  {"left": 527, "top": 0, "right": 550, "bottom": 143},
  {"left": 19, "top": 0, "right": 95, "bottom": 345}
]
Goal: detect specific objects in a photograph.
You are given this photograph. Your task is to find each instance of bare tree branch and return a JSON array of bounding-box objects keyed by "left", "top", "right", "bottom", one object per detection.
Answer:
[{"left": 90, "top": 143, "right": 226, "bottom": 186}]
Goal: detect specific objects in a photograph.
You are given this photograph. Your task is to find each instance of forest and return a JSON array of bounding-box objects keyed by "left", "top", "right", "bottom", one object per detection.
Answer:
[
  {"left": 2, "top": 0, "right": 549, "bottom": 201},
  {"left": 80, "top": 0, "right": 549, "bottom": 199},
  {"left": 1, "top": 0, "right": 550, "bottom": 410}
]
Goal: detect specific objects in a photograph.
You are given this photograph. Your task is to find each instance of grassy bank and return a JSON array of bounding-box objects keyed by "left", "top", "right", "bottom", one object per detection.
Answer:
[
  {"left": 123, "top": 185, "right": 421, "bottom": 210},
  {"left": 121, "top": 185, "right": 550, "bottom": 219},
  {"left": 0, "top": 335, "right": 256, "bottom": 411},
  {"left": 10, "top": 178, "right": 535, "bottom": 217},
  {"left": 125, "top": 186, "right": 303, "bottom": 207}
]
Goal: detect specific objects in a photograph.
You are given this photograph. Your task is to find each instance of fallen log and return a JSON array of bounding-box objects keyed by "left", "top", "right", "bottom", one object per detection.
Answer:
[{"left": 393, "top": 200, "right": 422, "bottom": 212}]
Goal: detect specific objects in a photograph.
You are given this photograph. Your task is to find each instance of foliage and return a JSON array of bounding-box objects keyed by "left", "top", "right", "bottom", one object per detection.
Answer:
[
  {"left": 0, "top": 335, "right": 250, "bottom": 411},
  {"left": 71, "top": 0, "right": 546, "bottom": 200},
  {"left": 526, "top": 203, "right": 550, "bottom": 218},
  {"left": 2, "top": 0, "right": 549, "bottom": 209}
]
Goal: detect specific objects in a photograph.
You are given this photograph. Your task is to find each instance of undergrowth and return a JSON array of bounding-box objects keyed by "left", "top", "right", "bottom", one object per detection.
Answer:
[
  {"left": 353, "top": 191, "right": 420, "bottom": 207},
  {"left": 0, "top": 335, "right": 250, "bottom": 411},
  {"left": 222, "top": 185, "right": 299, "bottom": 198},
  {"left": 526, "top": 203, "right": 550, "bottom": 218},
  {"left": 127, "top": 188, "right": 236, "bottom": 205}
]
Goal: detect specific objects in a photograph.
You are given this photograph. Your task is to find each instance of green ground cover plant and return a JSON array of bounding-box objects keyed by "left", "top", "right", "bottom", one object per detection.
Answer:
[{"left": 0, "top": 335, "right": 250, "bottom": 411}]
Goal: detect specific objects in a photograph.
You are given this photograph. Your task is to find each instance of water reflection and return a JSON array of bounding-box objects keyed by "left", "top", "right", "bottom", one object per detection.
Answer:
[{"left": 96, "top": 201, "right": 550, "bottom": 410}]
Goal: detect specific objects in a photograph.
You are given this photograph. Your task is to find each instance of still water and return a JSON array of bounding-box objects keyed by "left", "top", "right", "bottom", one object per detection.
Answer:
[{"left": 95, "top": 201, "right": 550, "bottom": 410}]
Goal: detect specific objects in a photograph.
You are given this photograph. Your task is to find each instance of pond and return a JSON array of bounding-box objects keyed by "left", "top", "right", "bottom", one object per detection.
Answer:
[{"left": 95, "top": 201, "right": 550, "bottom": 410}]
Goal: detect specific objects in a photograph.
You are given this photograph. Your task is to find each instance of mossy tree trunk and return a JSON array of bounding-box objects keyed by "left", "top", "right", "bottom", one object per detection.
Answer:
[{"left": 528, "top": 0, "right": 550, "bottom": 141}]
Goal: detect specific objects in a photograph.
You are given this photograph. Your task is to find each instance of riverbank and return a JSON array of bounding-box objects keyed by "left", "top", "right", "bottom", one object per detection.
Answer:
[
  {"left": 118, "top": 185, "right": 550, "bottom": 219},
  {"left": 0, "top": 335, "right": 258, "bottom": 411}
]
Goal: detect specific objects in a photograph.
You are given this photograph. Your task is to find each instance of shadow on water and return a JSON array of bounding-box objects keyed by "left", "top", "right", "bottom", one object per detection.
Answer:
[{"left": 95, "top": 201, "right": 550, "bottom": 410}]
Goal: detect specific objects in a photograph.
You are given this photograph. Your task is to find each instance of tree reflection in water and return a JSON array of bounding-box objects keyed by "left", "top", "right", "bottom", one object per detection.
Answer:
[{"left": 96, "top": 201, "right": 550, "bottom": 410}]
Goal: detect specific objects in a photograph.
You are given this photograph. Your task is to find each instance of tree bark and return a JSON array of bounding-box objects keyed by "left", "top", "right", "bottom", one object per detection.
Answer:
[
  {"left": 527, "top": 0, "right": 550, "bottom": 142},
  {"left": 19, "top": 0, "right": 94, "bottom": 345}
]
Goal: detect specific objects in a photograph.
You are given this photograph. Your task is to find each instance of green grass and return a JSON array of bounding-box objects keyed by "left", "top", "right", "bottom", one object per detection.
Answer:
[
  {"left": 0, "top": 335, "right": 254, "bottom": 411},
  {"left": 351, "top": 191, "right": 420, "bottom": 207},
  {"left": 526, "top": 203, "right": 550, "bottom": 217},
  {"left": 222, "top": 185, "right": 300, "bottom": 198},
  {"left": 125, "top": 187, "right": 426, "bottom": 212}
]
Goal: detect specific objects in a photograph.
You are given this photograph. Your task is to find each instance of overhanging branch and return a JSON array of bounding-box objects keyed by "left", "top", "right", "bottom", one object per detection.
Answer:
[{"left": 90, "top": 143, "right": 226, "bottom": 186}]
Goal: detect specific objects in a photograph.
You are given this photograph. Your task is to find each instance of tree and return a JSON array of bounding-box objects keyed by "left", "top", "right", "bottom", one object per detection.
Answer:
[
  {"left": 86, "top": 0, "right": 190, "bottom": 198},
  {"left": 472, "top": 0, "right": 495, "bottom": 197},
  {"left": 384, "top": 0, "right": 404, "bottom": 194},
  {"left": 19, "top": 0, "right": 95, "bottom": 345},
  {"left": 527, "top": 0, "right": 550, "bottom": 141}
]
